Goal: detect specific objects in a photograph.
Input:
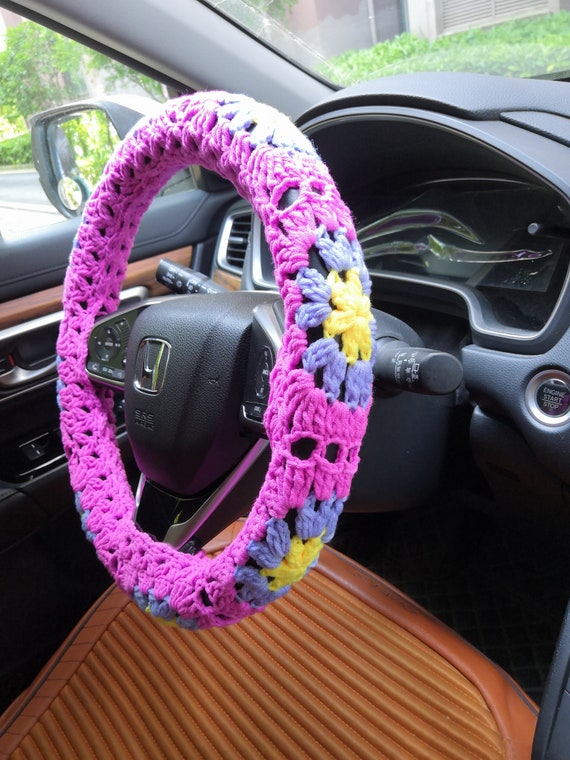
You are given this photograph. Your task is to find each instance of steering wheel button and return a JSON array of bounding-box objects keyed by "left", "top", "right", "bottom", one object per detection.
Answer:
[
  {"left": 254, "top": 348, "right": 272, "bottom": 400},
  {"left": 244, "top": 401, "right": 265, "bottom": 421},
  {"left": 94, "top": 325, "right": 121, "bottom": 362}
]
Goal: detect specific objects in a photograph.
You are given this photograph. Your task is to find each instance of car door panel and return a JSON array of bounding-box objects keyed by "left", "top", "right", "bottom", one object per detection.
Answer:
[
  {"left": 0, "top": 247, "right": 192, "bottom": 330},
  {"left": 0, "top": 181, "right": 241, "bottom": 535},
  {"left": 0, "top": 188, "right": 236, "bottom": 302}
]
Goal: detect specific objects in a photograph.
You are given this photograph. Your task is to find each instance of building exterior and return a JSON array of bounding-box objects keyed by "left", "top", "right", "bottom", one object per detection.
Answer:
[{"left": 285, "top": 0, "right": 563, "bottom": 54}]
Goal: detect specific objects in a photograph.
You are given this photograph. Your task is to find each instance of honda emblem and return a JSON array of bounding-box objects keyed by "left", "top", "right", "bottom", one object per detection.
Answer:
[{"left": 134, "top": 338, "right": 170, "bottom": 394}]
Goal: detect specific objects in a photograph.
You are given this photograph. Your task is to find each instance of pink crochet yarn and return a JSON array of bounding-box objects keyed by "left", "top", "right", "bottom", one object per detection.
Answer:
[{"left": 56, "top": 92, "right": 375, "bottom": 628}]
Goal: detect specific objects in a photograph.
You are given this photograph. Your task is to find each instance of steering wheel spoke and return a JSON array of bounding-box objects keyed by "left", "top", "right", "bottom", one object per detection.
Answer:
[
  {"left": 135, "top": 439, "right": 270, "bottom": 551},
  {"left": 240, "top": 299, "right": 283, "bottom": 435},
  {"left": 86, "top": 300, "right": 152, "bottom": 391}
]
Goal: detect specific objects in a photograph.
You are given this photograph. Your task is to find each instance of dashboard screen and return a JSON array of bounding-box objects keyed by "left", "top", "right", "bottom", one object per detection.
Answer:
[{"left": 358, "top": 180, "right": 570, "bottom": 333}]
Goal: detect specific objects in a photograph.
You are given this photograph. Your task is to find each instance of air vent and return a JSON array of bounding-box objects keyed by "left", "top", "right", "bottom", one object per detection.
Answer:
[
  {"left": 441, "top": 0, "right": 551, "bottom": 33},
  {"left": 217, "top": 209, "right": 252, "bottom": 274}
]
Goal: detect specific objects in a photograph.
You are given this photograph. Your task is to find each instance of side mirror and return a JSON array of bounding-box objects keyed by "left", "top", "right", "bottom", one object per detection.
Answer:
[{"left": 30, "top": 97, "right": 160, "bottom": 217}]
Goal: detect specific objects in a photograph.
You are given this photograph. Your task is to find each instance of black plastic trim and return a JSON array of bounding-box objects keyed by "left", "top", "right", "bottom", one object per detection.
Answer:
[
  {"left": 298, "top": 72, "right": 570, "bottom": 127},
  {"left": 533, "top": 601, "right": 570, "bottom": 759}
]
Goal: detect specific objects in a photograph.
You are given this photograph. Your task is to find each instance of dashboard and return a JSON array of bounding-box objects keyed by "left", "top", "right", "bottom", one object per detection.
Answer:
[{"left": 242, "top": 72, "right": 570, "bottom": 515}]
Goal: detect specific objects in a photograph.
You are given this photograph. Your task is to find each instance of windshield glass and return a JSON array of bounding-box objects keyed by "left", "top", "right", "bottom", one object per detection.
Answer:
[{"left": 208, "top": 0, "right": 570, "bottom": 85}]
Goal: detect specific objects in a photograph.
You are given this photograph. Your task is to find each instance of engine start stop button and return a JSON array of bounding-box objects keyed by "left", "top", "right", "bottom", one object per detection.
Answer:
[{"left": 526, "top": 370, "right": 570, "bottom": 426}]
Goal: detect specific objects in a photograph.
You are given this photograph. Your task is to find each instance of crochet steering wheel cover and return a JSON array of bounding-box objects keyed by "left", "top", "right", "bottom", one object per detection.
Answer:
[{"left": 57, "top": 92, "right": 375, "bottom": 629}]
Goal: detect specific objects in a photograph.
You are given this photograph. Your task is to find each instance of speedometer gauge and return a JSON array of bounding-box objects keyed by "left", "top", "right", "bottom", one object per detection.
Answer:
[{"left": 358, "top": 180, "right": 570, "bottom": 333}]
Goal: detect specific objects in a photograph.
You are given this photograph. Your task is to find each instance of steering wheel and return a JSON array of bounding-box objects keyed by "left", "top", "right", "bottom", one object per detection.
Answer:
[{"left": 56, "top": 92, "right": 375, "bottom": 629}]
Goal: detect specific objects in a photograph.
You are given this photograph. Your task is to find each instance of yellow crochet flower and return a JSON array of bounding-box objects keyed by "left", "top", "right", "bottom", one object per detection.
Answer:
[
  {"left": 261, "top": 533, "right": 324, "bottom": 591},
  {"left": 145, "top": 607, "right": 179, "bottom": 627},
  {"left": 323, "top": 268, "right": 372, "bottom": 365}
]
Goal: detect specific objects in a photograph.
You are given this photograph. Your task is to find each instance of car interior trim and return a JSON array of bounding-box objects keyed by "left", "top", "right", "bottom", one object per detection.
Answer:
[
  {"left": 212, "top": 269, "right": 241, "bottom": 292},
  {"left": 0, "top": 247, "right": 192, "bottom": 331},
  {"left": 300, "top": 72, "right": 570, "bottom": 126},
  {"left": 373, "top": 271, "right": 570, "bottom": 352},
  {"left": 215, "top": 201, "right": 253, "bottom": 276},
  {"left": 0, "top": 286, "right": 147, "bottom": 395}
]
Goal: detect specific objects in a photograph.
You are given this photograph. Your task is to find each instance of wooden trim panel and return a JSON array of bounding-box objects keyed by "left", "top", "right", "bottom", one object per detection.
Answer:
[
  {"left": 0, "top": 248, "right": 193, "bottom": 331},
  {"left": 212, "top": 268, "right": 241, "bottom": 292}
]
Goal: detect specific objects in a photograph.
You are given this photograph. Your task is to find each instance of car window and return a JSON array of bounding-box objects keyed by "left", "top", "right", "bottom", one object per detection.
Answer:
[
  {"left": 206, "top": 0, "right": 570, "bottom": 85},
  {"left": 0, "top": 8, "right": 194, "bottom": 237}
]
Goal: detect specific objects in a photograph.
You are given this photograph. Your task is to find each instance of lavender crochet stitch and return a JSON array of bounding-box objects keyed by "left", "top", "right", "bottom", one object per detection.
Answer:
[{"left": 56, "top": 92, "right": 375, "bottom": 629}]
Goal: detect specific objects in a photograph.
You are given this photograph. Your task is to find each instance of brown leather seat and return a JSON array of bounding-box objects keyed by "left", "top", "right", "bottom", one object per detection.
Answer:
[{"left": 0, "top": 524, "right": 537, "bottom": 759}]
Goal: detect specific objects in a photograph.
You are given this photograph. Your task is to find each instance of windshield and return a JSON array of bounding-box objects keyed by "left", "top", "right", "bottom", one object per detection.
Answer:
[{"left": 207, "top": 0, "right": 570, "bottom": 85}]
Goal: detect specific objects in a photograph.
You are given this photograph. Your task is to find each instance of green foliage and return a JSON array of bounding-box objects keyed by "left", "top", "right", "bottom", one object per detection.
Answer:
[
  {"left": 0, "top": 133, "right": 33, "bottom": 166},
  {"left": 0, "top": 19, "right": 165, "bottom": 134},
  {"left": 86, "top": 53, "right": 165, "bottom": 101},
  {"left": 60, "top": 110, "right": 121, "bottom": 190},
  {"left": 330, "top": 11, "right": 570, "bottom": 85},
  {"left": 0, "top": 22, "right": 85, "bottom": 120},
  {"left": 0, "top": 114, "right": 26, "bottom": 141}
]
